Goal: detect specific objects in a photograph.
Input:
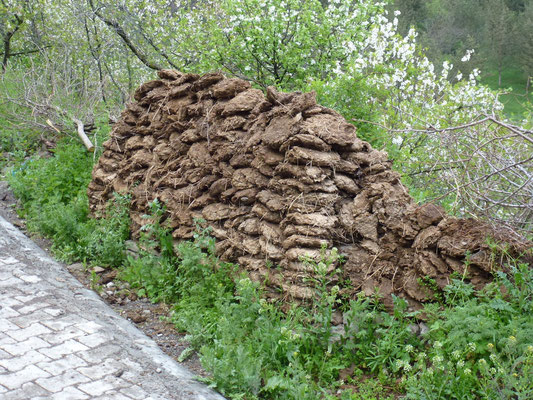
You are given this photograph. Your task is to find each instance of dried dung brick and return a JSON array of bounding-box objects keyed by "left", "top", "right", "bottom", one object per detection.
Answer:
[
  {"left": 257, "top": 190, "right": 285, "bottom": 212},
  {"left": 415, "top": 203, "right": 446, "bottom": 228},
  {"left": 279, "top": 134, "right": 331, "bottom": 152},
  {"left": 202, "top": 203, "right": 235, "bottom": 221},
  {"left": 286, "top": 146, "right": 341, "bottom": 167},
  {"left": 285, "top": 247, "right": 322, "bottom": 261},
  {"left": 301, "top": 114, "right": 356, "bottom": 147},
  {"left": 209, "top": 178, "right": 230, "bottom": 197},
  {"left": 287, "top": 91, "right": 317, "bottom": 115},
  {"left": 352, "top": 212, "right": 378, "bottom": 241},
  {"left": 275, "top": 164, "right": 330, "bottom": 184},
  {"left": 145, "top": 86, "right": 169, "bottom": 103},
  {"left": 231, "top": 188, "right": 258, "bottom": 205},
  {"left": 266, "top": 86, "right": 294, "bottom": 105},
  {"left": 212, "top": 78, "right": 251, "bottom": 99},
  {"left": 413, "top": 226, "right": 441, "bottom": 249},
  {"left": 158, "top": 69, "right": 182, "bottom": 80},
  {"left": 283, "top": 235, "right": 329, "bottom": 249},
  {"left": 231, "top": 168, "right": 269, "bottom": 190},
  {"left": 229, "top": 153, "right": 254, "bottom": 168},
  {"left": 169, "top": 83, "right": 192, "bottom": 98},
  {"left": 238, "top": 257, "right": 264, "bottom": 270},
  {"left": 334, "top": 174, "right": 360, "bottom": 195},
  {"left": 252, "top": 203, "right": 282, "bottom": 223},
  {"left": 262, "top": 116, "right": 297, "bottom": 149},
  {"left": 282, "top": 224, "right": 331, "bottom": 238},
  {"left": 134, "top": 79, "right": 165, "bottom": 101},
  {"left": 259, "top": 238, "right": 284, "bottom": 260},
  {"left": 222, "top": 89, "right": 264, "bottom": 116},
  {"left": 284, "top": 212, "right": 338, "bottom": 229},
  {"left": 192, "top": 72, "right": 225, "bottom": 90},
  {"left": 253, "top": 147, "right": 285, "bottom": 166},
  {"left": 259, "top": 222, "right": 283, "bottom": 243},
  {"left": 238, "top": 218, "right": 261, "bottom": 235},
  {"left": 221, "top": 115, "right": 247, "bottom": 131}
]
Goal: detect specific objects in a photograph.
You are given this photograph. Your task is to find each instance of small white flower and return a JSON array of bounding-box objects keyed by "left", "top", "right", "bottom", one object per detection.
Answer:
[
  {"left": 394, "top": 10, "right": 401, "bottom": 16},
  {"left": 432, "top": 355, "right": 443, "bottom": 364},
  {"left": 392, "top": 135, "right": 403, "bottom": 146},
  {"left": 461, "top": 49, "right": 475, "bottom": 62}
]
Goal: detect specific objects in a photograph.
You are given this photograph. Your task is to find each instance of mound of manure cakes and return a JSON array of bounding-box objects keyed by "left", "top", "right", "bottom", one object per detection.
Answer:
[{"left": 88, "top": 70, "right": 530, "bottom": 308}]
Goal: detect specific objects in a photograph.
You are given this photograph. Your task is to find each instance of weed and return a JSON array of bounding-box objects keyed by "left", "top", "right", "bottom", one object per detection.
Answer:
[
  {"left": 417, "top": 276, "right": 445, "bottom": 303},
  {"left": 404, "top": 263, "right": 533, "bottom": 399},
  {"left": 89, "top": 269, "right": 103, "bottom": 293},
  {"left": 7, "top": 138, "right": 130, "bottom": 267}
]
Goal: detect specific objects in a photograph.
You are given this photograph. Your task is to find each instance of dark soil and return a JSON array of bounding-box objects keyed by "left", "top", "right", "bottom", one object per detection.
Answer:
[{"left": 0, "top": 181, "right": 27, "bottom": 228}]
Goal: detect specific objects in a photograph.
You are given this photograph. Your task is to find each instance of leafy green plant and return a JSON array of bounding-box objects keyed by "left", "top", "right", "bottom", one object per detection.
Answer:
[
  {"left": 6, "top": 137, "right": 130, "bottom": 266},
  {"left": 404, "top": 261, "right": 533, "bottom": 399},
  {"left": 89, "top": 268, "right": 103, "bottom": 293}
]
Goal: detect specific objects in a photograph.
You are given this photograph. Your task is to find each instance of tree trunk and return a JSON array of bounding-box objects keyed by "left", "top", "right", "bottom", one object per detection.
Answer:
[
  {"left": 88, "top": 0, "right": 162, "bottom": 71},
  {"left": 2, "top": 37, "right": 11, "bottom": 72},
  {"left": 2, "top": 11, "right": 24, "bottom": 72},
  {"left": 2, "top": 27, "right": 19, "bottom": 72}
]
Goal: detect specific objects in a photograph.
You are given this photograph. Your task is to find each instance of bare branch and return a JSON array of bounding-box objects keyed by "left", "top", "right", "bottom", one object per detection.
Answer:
[{"left": 87, "top": 0, "right": 163, "bottom": 71}]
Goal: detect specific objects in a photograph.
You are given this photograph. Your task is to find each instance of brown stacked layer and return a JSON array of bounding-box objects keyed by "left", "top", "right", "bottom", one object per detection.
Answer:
[{"left": 88, "top": 70, "right": 529, "bottom": 307}]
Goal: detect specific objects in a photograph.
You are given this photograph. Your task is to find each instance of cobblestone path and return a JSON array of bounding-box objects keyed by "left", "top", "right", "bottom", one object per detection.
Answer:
[{"left": 0, "top": 215, "right": 225, "bottom": 400}]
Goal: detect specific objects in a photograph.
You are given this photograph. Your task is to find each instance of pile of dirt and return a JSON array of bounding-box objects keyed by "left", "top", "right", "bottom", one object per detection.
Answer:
[{"left": 88, "top": 70, "right": 531, "bottom": 308}]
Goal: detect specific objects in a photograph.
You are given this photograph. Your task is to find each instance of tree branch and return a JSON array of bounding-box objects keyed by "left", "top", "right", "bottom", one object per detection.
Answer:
[{"left": 88, "top": 0, "right": 162, "bottom": 71}]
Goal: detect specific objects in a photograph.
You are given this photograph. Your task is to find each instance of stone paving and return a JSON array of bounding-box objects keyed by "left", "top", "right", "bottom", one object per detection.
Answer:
[{"left": 0, "top": 215, "right": 225, "bottom": 400}]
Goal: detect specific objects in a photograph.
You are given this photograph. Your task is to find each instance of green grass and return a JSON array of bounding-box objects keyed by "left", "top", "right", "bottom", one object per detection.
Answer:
[{"left": 481, "top": 67, "right": 532, "bottom": 119}]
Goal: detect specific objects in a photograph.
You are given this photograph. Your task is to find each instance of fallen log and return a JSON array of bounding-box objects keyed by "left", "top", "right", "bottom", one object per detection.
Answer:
[{"left": 72, "top": 117, "right": 94, "bottom": 152}]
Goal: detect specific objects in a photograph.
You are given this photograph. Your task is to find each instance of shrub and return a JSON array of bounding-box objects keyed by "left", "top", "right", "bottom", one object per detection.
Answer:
[{"left": 7, "top": 138, "right": 130, "bottom": 266}]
